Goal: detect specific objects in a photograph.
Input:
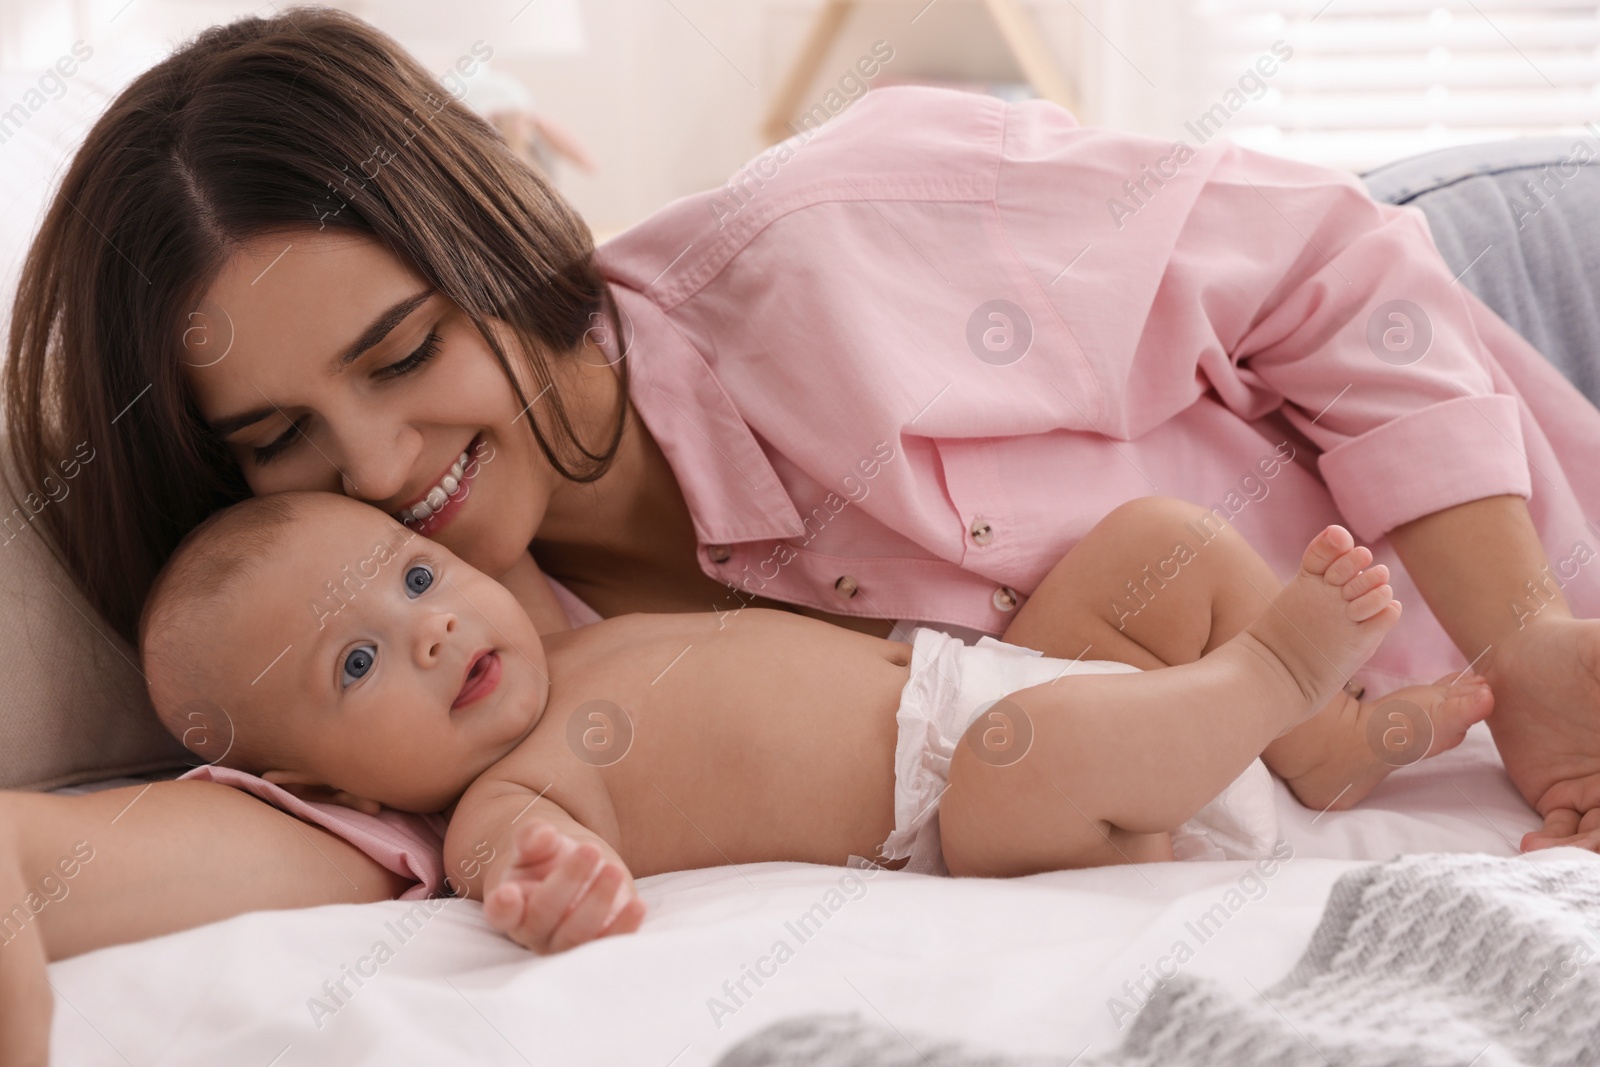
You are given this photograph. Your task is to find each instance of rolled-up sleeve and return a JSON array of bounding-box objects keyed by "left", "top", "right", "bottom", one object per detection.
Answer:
[
  {"left": 1185, "top": 142, "right": 1530, "bottom": 538},
  {"left": 996, "top": 98, "right": 1532, "bottom": 541},
  {"left": 1315, "top": 393, "right": 1526, "bottom": 540}
]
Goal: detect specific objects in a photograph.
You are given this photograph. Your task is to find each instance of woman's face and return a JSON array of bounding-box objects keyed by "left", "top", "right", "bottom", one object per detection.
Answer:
[{"left": 183, "top": 230, "right": 562, "bottom": 581}]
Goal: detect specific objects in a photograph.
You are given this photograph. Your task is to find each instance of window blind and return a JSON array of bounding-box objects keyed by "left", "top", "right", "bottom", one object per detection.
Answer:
[{"left": 1190, "top": 0, "right": 1600, "bottom": 171}]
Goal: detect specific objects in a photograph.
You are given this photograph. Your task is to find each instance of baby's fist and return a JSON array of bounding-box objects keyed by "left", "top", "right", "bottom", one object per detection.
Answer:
[{"left": 482, "top": 822, "right": 646, "bottom": 953}]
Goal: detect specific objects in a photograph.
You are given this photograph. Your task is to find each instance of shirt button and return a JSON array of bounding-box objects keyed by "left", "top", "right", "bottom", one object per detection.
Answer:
[
  {"left": 706, "top": 544, "right": 732, "bottom": 563},
  {"left": 970, "top": 519, "right": 994, "bottom": 546},
  {"left": 992, "top": 586, "right": 1019, "bottom": 612},
  {"left": 834, "top": 575, "right": 860, "bottom": 599}
]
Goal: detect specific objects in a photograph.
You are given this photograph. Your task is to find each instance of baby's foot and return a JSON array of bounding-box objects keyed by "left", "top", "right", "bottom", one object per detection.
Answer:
[
  {"left": 1267, "top": 674, "right": 1495, "bottom": 811},
  {"left": 1235, "top": 525, "right": 1402, "bottom": 726}
]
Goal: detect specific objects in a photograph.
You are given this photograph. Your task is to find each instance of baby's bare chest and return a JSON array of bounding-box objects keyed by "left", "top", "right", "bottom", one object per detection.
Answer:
[{"left": 497, "top": 612, "right": 912, "bottom": 865}]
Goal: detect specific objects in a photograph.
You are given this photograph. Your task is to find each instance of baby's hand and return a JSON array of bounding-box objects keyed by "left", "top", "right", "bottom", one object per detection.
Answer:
[{"left": 482, "top": 822, "right": 646, "bottom": 953}]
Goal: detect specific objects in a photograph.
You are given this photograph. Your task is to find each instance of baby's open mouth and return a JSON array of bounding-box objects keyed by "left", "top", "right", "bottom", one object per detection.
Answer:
[{"left": 453, "top": 649, "right": 501, "bottom": 710}]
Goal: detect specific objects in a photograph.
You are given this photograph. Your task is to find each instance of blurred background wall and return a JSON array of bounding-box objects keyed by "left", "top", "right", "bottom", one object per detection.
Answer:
[{"left": 3, "top": 0, "right": 1597, "bottom": 245}]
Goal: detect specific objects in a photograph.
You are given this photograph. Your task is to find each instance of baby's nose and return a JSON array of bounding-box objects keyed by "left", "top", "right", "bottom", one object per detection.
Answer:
[{"left": 420, "top": 612, "right": 458, "bottom": 664}]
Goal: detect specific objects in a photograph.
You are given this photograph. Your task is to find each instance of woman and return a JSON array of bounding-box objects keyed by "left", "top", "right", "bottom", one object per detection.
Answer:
[{"left": 5, "top": 6, "right": 1600, "bottom": 1051}]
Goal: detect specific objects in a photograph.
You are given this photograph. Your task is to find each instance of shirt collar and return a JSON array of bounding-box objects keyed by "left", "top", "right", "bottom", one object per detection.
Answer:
[{"left": 602, "top": 282, "right": 805, "bottom": 546}]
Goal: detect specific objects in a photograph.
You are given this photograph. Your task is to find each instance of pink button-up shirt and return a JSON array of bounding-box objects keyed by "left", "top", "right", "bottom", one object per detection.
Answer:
[{"left": 596, "top": 84, "right": 1600, "bottom": 693}]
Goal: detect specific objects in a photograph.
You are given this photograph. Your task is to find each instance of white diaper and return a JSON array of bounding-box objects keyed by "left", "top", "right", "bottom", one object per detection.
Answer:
[{"left": 876, "top": 627, "right": 1280, "bottom": 875}]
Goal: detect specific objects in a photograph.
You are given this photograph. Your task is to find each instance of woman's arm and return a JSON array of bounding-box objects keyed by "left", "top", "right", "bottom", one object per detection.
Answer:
[
  {"left": 0, "top": 819, "right": 51, "bottom": 1067},
  {"left": 982, "top": 101, "right": 1595, "bottom": 837},
  {"left": 0, "top": 780, "right": 407, "bottom": 1064},
  {"left": 3, "top": 781, "right": 407, "bottom": 961},
  {"left": 1387, "top": 494, "right": 1600, "bottom": 844},
  {"left": 1386, "top": 494, "right": 1568, "bottom": 657}
]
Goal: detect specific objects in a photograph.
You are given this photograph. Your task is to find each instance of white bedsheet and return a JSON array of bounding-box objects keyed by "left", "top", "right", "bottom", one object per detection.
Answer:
[{"left": 49, "top": 722, "right": 1549, "bottom": 1066}]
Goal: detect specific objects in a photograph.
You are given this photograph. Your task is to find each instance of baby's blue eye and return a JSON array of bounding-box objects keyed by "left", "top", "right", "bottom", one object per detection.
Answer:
[
  {"left": 342, "top": 645, "right": 376, "bottom": 688},
  {"left": 405, "top": 564, "right": 433, "bottom": 599}
]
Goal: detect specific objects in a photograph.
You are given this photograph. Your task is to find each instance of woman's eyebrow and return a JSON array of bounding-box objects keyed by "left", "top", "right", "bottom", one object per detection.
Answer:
[
  {"left": 206, "top": 289, "right": 434, "bottom": 438},
  {"left": 208, "top": 404, "right": 278, "bottom": 438},
  {"left": 335, "top": 289, "right": 434, "bottom": 368}
]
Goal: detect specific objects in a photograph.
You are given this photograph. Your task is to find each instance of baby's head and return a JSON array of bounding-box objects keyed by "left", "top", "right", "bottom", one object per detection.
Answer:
[{"left": 139, "top": 491, "right": 549, "bottom": 812}]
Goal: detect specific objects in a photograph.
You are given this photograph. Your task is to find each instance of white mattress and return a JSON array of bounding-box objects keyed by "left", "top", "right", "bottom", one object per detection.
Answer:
[{"left": 49, "top": 721, "right": 1554, "bottom": 1065}]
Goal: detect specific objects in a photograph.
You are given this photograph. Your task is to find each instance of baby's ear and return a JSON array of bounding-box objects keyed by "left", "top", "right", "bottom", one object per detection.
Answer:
[{"left": 261, "top": 770, "right": 383, "bottom": 816}]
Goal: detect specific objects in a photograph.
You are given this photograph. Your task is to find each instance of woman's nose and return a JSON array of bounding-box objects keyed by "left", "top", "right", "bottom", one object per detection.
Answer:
[
  {"left": 416, "top": 610, "right": 459, "bottom": 667},
  {"left": 328, "top": 418, "right": 423, "bottom": 506}
]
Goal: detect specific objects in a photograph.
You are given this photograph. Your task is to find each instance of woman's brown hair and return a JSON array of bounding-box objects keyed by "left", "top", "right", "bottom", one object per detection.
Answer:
[{"left": 4, "top": 6, "right": 626, "bottom": 644}]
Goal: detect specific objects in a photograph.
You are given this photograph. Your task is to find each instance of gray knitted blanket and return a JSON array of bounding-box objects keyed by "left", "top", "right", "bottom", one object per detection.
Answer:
[{"left": 714, "top": 853, "right": 1600, "bottom": 1067}]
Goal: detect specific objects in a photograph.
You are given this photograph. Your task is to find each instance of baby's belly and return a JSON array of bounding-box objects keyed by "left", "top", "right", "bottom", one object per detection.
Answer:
[{"left": 599, "top": 640, "right": 909, "bottom": 877}]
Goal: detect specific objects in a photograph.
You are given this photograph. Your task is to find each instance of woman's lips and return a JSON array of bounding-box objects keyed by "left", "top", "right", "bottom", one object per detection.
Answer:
[
  {"left": 453, "top": 650, "right": 501, "bottom": 710},
  {"left": 402, "top": 434, "right": 483, "bottom": 537}
]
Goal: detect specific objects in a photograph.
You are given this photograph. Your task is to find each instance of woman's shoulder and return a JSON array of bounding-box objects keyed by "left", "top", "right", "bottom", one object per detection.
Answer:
[
  {"left": 808, "top": 83, "right": 1012, "bottom": 156},
  {"left": 721, "top": 83, "right": 1016, "bottom": 197},
  {"left": 594, "top": 87, "right": 1018, "bottom": 295}
]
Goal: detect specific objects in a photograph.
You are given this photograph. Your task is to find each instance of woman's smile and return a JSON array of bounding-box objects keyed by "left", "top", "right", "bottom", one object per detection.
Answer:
[
  {"left": 397, "top": 434, "right": 483, "bottom": 535},
  {"left": 176, "top": 230, "right": 582, "bottom": 588}
]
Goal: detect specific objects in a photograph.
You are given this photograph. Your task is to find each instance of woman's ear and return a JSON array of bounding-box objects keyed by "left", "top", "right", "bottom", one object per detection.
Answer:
[{"left": 261, "top": 770, "right": 383, "bottom": 816}]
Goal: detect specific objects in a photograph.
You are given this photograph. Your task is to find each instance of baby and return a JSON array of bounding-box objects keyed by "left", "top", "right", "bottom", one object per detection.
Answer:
[{"left": 138, "top": 492, "right": 1492, "bottom": 953}]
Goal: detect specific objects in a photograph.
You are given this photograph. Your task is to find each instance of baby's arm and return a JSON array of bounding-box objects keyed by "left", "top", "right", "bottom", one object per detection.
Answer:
[{"left": 445, "top": 782, "right": 645, "bottom": 953}]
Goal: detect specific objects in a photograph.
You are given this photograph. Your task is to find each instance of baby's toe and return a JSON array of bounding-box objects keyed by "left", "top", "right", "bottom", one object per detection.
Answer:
[
  {"left": 1346, "top": 584, "right": 1397, "bottom": 622},
  {"left": 1339, "top": 563, "right": 1389, "bottom": 601},
  {"left": 1301, "top": 525, "right": 1356, "bottom": 576},
  {"left": 1323, "top": 547, "right": 1374, "bottom": 588},
  {"left": 1429, "top": 676, "right": 1493, "bottom": 752}
]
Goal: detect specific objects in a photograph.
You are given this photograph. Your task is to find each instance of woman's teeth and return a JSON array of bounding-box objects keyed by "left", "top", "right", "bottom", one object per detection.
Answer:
[{"left": 400, "top": 450, "right": 471, "bottom": 523}]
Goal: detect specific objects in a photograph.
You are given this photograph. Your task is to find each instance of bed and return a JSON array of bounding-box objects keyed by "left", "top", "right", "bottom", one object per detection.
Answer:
[
  {"left": 12, "top": 64, "right": 1600, "bottom": 1063},
  {"left": 46, "top": 722, "right": 1566, "bottom": 1065}
]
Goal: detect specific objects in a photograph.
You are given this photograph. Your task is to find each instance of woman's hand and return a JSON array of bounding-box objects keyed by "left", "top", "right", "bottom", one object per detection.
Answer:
[
  {"left": 1483, "top": 616, "right": 1600, "bottom": 849},
  {"left": 1387, "top": 496, "right": 1600, "bottom": 852},
  {"left": 1523, "top": 807, "right": 1600, "bottom": 852}
]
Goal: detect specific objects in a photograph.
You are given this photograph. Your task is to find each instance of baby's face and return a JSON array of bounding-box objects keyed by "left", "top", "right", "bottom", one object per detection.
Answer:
[{"left": 217, "top": 498, "right": 548, "bottom": 811}]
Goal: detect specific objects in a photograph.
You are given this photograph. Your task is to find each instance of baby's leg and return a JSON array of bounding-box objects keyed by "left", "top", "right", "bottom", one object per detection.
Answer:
[
  {"left": 1000, "top": 498, "right": 1491, "bottom": 810},
  {"left": 943, "top": 525, "right": 1396, "bottom": 877},
  {"left": 1000, "top": 496, "right": 1238, "bottom": 670}
]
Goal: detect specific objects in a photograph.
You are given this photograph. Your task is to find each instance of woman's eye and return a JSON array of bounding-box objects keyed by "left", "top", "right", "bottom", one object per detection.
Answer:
[
  {"left": 404, "top": 564, "right": 434, "bottom": 598},
  {"left": 382, "top": 332, "right": 442, "bottom": 378},
  {"left": 341, "top": 645, "right": 376, "bottom": 688},
  {"left": 251, "top": 418, "right": 305, "bottom": 465}
]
